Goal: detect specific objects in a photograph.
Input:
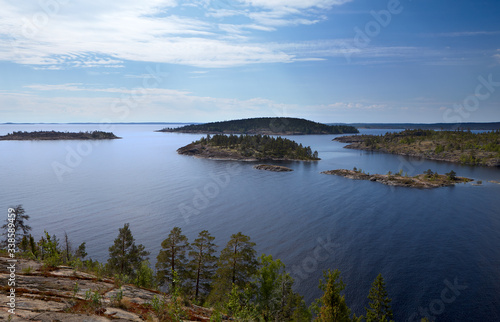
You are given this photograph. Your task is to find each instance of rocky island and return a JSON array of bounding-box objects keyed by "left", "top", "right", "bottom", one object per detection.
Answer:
[
  {"left": 159, "top": 117, "right": 358, "bottom": 135},
  {"left": 0, "top": 130, "right": 121, "bottom": 140},
  {"left": 178, "top": 134, "right": 320, "bottom": 161},
  {"left": 334, "top": 129, "right": 500, "bottom": 167},
  {"left": 254, "top": 164, "right": 293, "bottom": 172},
  {"left": 322, "top": 168, "right": 473, "bottom": 188}
]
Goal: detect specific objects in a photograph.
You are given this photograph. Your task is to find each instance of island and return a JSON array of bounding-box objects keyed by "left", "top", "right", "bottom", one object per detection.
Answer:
[
  {"left": 322, "top": 168, "right": 473, "bottom": 188},
  {"left": 0, "top": 130, "right": 121, "bottom": 140},
  {"left": 158, "top": 117, "right": 359, "bottom": 135},
  {"left": 334, "top": 129, "right": 500, "bottom": 167},
  {"left": 177, "top": 134, "right": 320, "bottom": 161},
  {"left": 254, "top": 164, "right": 293, "bottom": 172}
]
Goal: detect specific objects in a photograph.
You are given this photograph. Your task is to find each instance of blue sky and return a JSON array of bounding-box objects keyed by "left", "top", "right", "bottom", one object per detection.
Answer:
[{"left": 0, "top": 0, "right": 499, "bottom": 123}]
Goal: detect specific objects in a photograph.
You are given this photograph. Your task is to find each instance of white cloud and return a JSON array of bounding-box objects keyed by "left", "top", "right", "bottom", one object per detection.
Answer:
[{"left": 0, "top": 0, "right": 352, "bottom": 69}]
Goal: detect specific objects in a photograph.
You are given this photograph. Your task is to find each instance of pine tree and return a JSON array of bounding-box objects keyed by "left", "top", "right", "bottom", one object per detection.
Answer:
[
  {"left": 2, "top": 205, "right": 31, "bottom": 247},
  {"left": 311, "top": 269, "right": 353, "bottom": 322},
  {"left": 208, "top": 232, "right": 258, "bottom": 305},
  {"left": 219, "top": 232, "right": 258, "bottom": 286},
  {"left": 188, "top": 230, "right": 217, "bottom": 300},
  {"left": 75, "top": 242, "right": 87, "bottom": 259},
  {"left": 156, "top": 227, "right": 190, "bottom": 291},
  {"left": 365, "top": 274, "right": 394, "bottom": 322},
  {"left": 107, "top": 223, "right": 149, "bottom": 278}
]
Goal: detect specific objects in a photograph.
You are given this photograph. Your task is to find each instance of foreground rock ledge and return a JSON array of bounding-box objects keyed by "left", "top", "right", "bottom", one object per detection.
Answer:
[
  {"left": 254, "top": 164, "right": 293, "bottom": 172},
  {"left": 0, "top": 256, "right": 222, "bottom": 321},
  {"left": 321, "top": 169, "right": 473, "bottom": 188}
]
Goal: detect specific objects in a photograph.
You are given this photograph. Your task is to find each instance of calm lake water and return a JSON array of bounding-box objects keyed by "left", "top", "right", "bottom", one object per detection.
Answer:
[{"left": 1, "top": 124, "right": 499, "bottom": 321}]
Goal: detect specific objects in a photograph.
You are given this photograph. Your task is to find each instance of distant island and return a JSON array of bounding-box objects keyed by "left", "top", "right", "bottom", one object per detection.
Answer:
[
  {"left": 0, "top": 130, "right": 121, "bottom": 140},
  {"left": 254, "top": 164, "right": 293, "bottom": 172},
  {"left": 322, "top": 168, "right": 473, "bottom": 188},
  {"left": 335, "top": 129, "right": 500, "bottom": 167},
  {"left": 334, "top": 122, "right": 500, "bottom": 130},
  {"left": 177, "top": 134, "right": 320, "bottom": 161},
  {"left": 158, "top": 117, "right": 359, "bottom": 135}
]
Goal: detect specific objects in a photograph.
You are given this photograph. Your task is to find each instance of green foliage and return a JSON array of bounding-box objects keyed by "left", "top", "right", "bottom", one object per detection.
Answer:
[
  {"left": 39, "top": 231, "right": 62, "bottom": 267},
  {"left": 134, "top": 260, "right": 156, "bottom": 289},
  {"left": 311, "top": 269, "right": 353, "bottom": 322},
  {"left": 197, "top": 133, "right": 321, "bottom": 160},
  {"left": 189, "top": 230, "right": 218, "bottom": 300},
  {"left": 161, "top": 117, "right": 358, "bottom": 135},
  {"left": 107, "top": 223, "right": 149, "bottom": 279},
  {"left": 85, "top": 290, "right": 103, "bottom": 309},
  {"left": 156, "top": 227, "right": 190, "bottom": 291},
  {"left": 208, "top": 232, "right": 258, "bottom": 305},
  {"left": 365, "top": 274, "right": 394, "bottom": 322},
  {"left": 254, "top": 254, "right": 310, "bottom": 321},
  {"left": 446, "top": 170, "right": 457, "bottom": 180},
  {"left": 75, "top": 242, "right": 87, "bottom": 259},
  {"left": 225, "top": 283, "right": 259, "bottom": 321}
]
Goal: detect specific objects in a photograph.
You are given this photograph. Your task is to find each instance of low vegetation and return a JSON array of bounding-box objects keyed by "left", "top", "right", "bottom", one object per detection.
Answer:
[
  {"left": 335, "top": 129, "right": 500, "bottom": 166},
  {"left": 159, "top": 117, "right": 359, "bottom": 135}
]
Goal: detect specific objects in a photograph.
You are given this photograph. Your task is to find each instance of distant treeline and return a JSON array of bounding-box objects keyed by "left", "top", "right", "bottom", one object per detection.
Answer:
[
  {"left": 198, "top": 134, "right": 320, "bottom": 160},
  {"left": 335, "top": 122, "right": 500, "bottom": 130},
  {"left": 160, "top": 117, "right": 359, "bottom": 135},
  {"left": 0, "top": 130, "right": 120, "bottom": 140}
]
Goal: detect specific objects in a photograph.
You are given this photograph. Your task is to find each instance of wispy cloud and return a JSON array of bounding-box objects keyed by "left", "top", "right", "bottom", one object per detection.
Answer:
[{"left": 0, "top": 0, "right": 352, "bottom": 69}]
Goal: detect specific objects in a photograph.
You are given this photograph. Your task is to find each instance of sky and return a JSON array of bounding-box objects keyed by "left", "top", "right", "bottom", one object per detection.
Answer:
[{"left": 0, "top": 0, "right": 499, "bottom": 123}]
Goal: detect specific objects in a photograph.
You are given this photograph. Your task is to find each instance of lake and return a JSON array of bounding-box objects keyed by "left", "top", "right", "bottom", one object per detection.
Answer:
[{"left": 1, "top": 123, "right": 499, "bottom": 321}]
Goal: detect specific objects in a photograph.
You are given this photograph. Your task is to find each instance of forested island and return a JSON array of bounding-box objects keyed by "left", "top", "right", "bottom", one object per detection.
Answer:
[
  {"left": 322, "top": 168, "right": 473, "bottom": 188},
  {"left": 178, "top": 134, "right": 320, "bottom": 161},
  {"left": 0, "top": 130, "right": 120, "bottom": 140},
  {"left": 159, "top": 117, "right": 359, "bottom": 135},
  {"left": 335, "top": 129, "right": 500, "bottom": 167}
]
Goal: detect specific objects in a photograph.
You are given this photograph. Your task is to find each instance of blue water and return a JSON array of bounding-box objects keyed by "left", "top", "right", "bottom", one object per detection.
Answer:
[{"left": 1, "top": 124, "right": 499, "bottom": 321}]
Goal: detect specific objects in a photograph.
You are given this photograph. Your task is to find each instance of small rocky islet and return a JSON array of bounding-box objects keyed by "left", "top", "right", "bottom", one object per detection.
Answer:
[{"left": 322, "top": 169, "right": 473, "bottom": 189}]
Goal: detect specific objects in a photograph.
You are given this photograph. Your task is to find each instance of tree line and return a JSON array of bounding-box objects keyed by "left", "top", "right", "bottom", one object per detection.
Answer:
[
  {"left": 197, "top": 134, "right": 320, "bottom": 160},
  {"left": 2, "top": 205, "right": 406, "bottom": 321},
  {"left": 160, "top": 117, "right": 359, "bottom": 135}
]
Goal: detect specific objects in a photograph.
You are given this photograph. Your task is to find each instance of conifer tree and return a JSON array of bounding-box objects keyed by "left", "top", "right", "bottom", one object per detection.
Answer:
[
  {"left": 107, "top": 223, "right": 149, "bottom": 278},
  {"left": 2, "top": 205, "right": 31, "bottom": 247},
  {"left": 188, "top": 230, "right": 217, "bottom": 300},
  {"left": 156, "top": 227, "right": 190, "bottom": 290},
  {"left": 365, "top": 274, "right": 394, "bottom": 322},
  {"left": 208, "top": 232, "right": 258, "bottom": 305},
  {"left": 311, "top": 269, "right": 353, "bottom": 322}
]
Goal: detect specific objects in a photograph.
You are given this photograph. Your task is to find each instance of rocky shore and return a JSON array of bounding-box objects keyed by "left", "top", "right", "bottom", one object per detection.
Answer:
[
  {"left": 321, "top": 169, "right": 473, "bottom": 188},
  {"left": 0, "top": 256, "right": 218, "bottom": 321}
]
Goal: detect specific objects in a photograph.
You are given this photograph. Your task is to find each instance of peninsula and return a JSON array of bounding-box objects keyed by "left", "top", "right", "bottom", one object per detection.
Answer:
[
  {"left": 0, "top": 130, "right": 121, "bottom": 140},
  {"left": 159, "top": 117, "right": 358, "bottom": 135},
  {"left": 177, "top": 134, "right": 320, "bottom": 161},
  {"left": 322, "top": 168, "right": 473, "bottom": 188},
  {"left": 334, "top": 129, "right": 500, "bottom": 167}
]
